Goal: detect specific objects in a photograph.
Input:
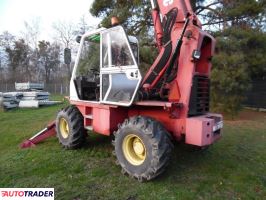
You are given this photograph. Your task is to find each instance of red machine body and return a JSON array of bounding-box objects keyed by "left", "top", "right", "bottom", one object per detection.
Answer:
[
  {"left": 21, "top": 0, "right": 222, "bottom": 149},
  {"left": 69, "top": 0, "right": 222, "bottom": 147}
]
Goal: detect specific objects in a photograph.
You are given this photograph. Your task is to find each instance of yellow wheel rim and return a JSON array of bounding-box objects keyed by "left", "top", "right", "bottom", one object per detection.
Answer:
[
  {"left": 122, "top": 134, "right": 146, "bottom": 166},
  {"left": 59, "top": 118, "right": 69, "bottom": 139}
]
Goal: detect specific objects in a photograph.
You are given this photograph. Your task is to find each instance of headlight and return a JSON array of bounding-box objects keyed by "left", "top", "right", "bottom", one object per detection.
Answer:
[{"left": 192, "top": 50, "right": 201, "bottom": 60}]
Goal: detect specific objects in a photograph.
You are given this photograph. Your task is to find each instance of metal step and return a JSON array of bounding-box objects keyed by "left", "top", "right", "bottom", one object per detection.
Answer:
[
  {"left": 85, "top": 126, "right": 93, "bottom": 131},
  {"left": 84, "top": 114, "right": 93, "bottom": 119}
]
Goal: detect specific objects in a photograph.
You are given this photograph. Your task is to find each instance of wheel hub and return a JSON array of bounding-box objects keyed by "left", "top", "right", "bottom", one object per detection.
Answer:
[
  {"left": 59, "top": 118, "right": 69, "bottom": 139},
  {"left": 122, "top": 134, "right": 146, "bottom": 166},
  {"left": 133, "top": 139, "right": 145, "bottom": 155}
]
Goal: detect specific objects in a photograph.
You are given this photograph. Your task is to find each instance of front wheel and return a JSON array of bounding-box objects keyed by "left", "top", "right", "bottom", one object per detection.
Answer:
[
  {"left": 56, "top": 105, "right": 86, "bottom": 149},
  {"left": 113, "top": 116, "right": 173, "bottom": 182}
]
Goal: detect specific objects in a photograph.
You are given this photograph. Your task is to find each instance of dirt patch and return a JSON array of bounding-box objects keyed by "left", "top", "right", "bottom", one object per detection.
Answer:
[
  {"left": 238, "top": 109, "right": 266, "bottom": 120},
  {"left": 224, "top": 109, "right": 266, "bottom": 122},
  {"left": 224, "top": 109, "right": 266, "bottom": 130}
]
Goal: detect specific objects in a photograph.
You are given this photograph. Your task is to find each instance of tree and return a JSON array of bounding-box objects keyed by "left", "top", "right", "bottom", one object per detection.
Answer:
[
  {"left": 5, "top": 39, "right": 32, "bottom": 82},
  {"left": 21, "top": 18, "right": 41, "bottom": 49},
  {"left": 38, "top": 40, "right": 60, "bottom": 83},
  {"left": 90, "top": 0, "right": 266, "bottom": 117},
  {"left": 90, "top": 0, "right": 210, "bottom": 72},
  {"left": 53, "top": 21, "right": 76, "bottom": 48},
  {"left": 210, "top": 0, "right": 266, "bottom": 117},
  {"left": 211, "top": 35, "right": 251, "bottom": 118},
  {"left": 196, "top": 0, "right": 266, "bottom": 30},
  {"left": 0, "top": 31, "right": 15, "bottom": 48},
  {"left": 90, "top": 0, "right": 212, "bottom": 34},
  {"left": 76, "top": 41, "right": 100, "bottom": 77},
  {"left": 75, "top": 15, "right": 94, "bottom": 35},
  {"left": 0, "top": 31, "right": 15, "bottom": 67},
  {"left": 19, "top": 19, "right": 42, "bottom": 83},
  {"left": 53, "top": 21, "right": 77, "bottom": 80}
]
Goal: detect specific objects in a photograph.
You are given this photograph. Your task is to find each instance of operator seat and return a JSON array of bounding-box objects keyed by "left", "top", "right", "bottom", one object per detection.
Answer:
[{"left": 75, "top": 69, "right": 100, "bottom": 101}]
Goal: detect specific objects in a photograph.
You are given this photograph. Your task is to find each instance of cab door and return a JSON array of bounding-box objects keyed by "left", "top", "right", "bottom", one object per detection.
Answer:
[{"left": 100, "top": 26, "right": 142, "bottom": 106}]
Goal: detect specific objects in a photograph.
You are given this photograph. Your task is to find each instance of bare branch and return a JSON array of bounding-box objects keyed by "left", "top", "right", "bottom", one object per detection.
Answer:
[{"left": 196, "top": 2, "right": 221, "bottom": 15}]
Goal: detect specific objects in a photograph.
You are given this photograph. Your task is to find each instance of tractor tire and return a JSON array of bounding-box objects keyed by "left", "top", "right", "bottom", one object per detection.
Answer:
[
  {"left": 56, "top": 105, "right": 86, "bottom": 149},
  {"left": 113, "top": 116, "right": 173, "bottom": 182}
]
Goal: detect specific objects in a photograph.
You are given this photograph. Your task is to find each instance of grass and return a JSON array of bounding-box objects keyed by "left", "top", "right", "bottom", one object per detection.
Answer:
[{"left": 0, "top": 99, "right": 265, "bottom": 200}]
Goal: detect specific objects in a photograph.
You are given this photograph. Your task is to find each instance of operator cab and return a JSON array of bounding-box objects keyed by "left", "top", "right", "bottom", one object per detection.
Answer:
[{"left": 70, "top": 26, "right": 142, "bottom": 106}]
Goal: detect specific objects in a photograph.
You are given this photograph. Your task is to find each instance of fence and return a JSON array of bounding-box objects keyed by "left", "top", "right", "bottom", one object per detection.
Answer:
[
  {"left": 244, "top": 78, "right": 266, "bottom": 109},
  {"left": 0, "top": 83, "right": 69, "bottom": 95},
  {"left": 1, "top": 78, "right": 265, "bottom": 108}
]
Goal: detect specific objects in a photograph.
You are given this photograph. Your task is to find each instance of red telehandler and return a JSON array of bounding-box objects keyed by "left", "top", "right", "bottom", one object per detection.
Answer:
[{"left": 21, "top": 0, "right": 223, "bottom": 181}]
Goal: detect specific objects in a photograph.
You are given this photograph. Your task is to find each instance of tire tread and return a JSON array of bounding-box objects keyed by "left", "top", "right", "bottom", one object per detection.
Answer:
[
  {"left": 56, "top": 105, "right": 85, "bottom": 149},
  {"left": 114, "top": 116, "right": 173, "bottom": 181}
]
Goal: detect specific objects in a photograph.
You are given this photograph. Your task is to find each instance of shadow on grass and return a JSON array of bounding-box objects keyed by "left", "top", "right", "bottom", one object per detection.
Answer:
[
  {"left": 82, "top": 132, "right": 113, "bottom": 149},
  {"left": 155, "top": 142, "right": 213, "bottom": 182},
  {"left": 79, "top": 131, "right": 216, "bottom": 182}
]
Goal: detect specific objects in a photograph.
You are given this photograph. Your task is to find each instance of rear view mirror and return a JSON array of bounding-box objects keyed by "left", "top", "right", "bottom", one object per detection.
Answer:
[
  {"left": 76, "top": 36, "right": 82, "bottom": 43},
  {"left": 64, "top": 48, "right": 71, "bottom": 64}
]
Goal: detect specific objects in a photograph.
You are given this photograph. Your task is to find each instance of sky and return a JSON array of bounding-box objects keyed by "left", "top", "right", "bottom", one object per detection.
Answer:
[{"left": 0, "top": 0, "right": 101, "bottom": 40}]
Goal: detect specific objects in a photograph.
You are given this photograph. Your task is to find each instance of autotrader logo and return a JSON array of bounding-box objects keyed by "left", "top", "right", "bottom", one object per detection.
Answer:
[{"left": 0, "top": 188, "right": 54, "bottom": 200}]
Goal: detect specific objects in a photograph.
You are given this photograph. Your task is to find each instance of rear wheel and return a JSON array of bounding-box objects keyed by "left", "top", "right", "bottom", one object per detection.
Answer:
[
  {"left": 56, "top": 105, "right": 86, "bottom": 149},
  {"left": 113, "top": 116, "right": 173, "bottom": 181}
]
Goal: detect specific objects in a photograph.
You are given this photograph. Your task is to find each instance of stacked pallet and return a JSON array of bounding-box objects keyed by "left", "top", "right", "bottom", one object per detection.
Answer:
[
  {"left": 2, "top": 92, "right": 23, "bottom": 109},
  {"left": 19, "top": 91, "right": 51, "bottom": 108},
  {"left": 21, "top": 91, "right": 50, "bottom": 101},
  {"left": 0, "top": 83, "right": 61, "bottom": 110},
  {"left": 0, "top": 92, "right": 3, "bottom": 110},
  {"left": 15, "top": 82, "right": 44, "bottom": 91}
]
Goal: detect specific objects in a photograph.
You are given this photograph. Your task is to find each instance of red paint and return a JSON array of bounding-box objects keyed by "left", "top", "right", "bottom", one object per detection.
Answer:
[
  {"left": 73, "top": 100, "right": 127, "bottom": 135},
  {"left": 186, "top": 114, "right": 223, "bottom": 146},
  {"left": 67, "top": 0, "right": 221, "bottom": 148},
  {"left": 152, "top": 9, "right": 163, "bottom": 50},
  {"left": 21, "top": 1, "right": 222, "bottom": 148},
  {"left": 20, "top": 121, "right": 56, "bottom": 148},
  {"left": 168, "top": 80, "right": 181, "bottom": 102},
  {"left": 70, "top": 99, "right": 222, "bottom": 146}
]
